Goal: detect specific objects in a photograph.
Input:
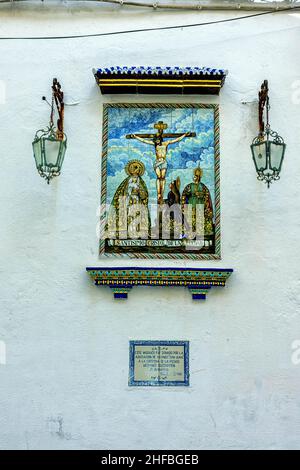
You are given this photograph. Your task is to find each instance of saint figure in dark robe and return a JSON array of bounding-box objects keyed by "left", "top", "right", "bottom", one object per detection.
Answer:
[{"left": 181, "top": 167, "right": 214, "bottom": 244}]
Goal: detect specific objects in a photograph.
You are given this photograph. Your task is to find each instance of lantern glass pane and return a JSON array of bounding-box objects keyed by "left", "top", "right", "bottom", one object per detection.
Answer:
[
  {"left": 269, "top": 141, "right": 286, "bottom": 172},
  {"left": 44, "top": 138, "right": 61, "bottom": 169},
  {"left": 251, "top": 141, "right": 267, "bottom": 172},
  {"left": 32, "top": 139, "right": 42, "bottom": 169},
  {"left": 57, "top": 139, "right": 67, "bottom": 168}
]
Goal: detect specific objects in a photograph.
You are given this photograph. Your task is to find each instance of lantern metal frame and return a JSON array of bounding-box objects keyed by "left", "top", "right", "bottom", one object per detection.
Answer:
[
  {"left": 32, "top": 124, "right": 67, "bottom": 184},
  {"left": 251, "top": 80, "right": 286, "bottom": 188},
  {"left": 32, "top": 78, "right": 67, "bottom": 184}
]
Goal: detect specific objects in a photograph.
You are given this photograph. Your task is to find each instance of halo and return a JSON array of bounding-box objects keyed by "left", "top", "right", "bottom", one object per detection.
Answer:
[
  {"left": 194, "top": 167, "right": 203, "bottom": 178},
  {"left": 125, "top": 160, "right": 145, "bottom": 176}
]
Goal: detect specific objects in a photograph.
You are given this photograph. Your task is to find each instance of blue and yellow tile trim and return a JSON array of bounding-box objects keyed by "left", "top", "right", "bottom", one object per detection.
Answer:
[
  {"left": 86, "top": 267, "right": 233, "bottom": 300},
  {"left": 93, "top": 66, "right": 228, "bottom": 95}
]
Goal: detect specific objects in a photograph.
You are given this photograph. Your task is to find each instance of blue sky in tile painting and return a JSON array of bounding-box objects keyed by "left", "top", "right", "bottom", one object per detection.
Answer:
[{"left": 106, "top": 106, "right": 215, "bottom": 205}]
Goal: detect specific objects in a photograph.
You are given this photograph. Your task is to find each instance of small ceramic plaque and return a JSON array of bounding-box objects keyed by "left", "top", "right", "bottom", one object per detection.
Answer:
[{"left": 129, "top": 340, "right": 189, "bottom": 387}]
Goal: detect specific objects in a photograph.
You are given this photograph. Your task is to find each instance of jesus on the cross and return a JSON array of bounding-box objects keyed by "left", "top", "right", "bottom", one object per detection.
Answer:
[{"left": 126, "top": 121, "right": 195, "bottom": 204}]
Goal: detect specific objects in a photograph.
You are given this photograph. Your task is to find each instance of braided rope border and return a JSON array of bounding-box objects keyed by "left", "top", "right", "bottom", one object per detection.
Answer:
[{"left": 99, "top": 103, "right": 221, "bottom": 260}]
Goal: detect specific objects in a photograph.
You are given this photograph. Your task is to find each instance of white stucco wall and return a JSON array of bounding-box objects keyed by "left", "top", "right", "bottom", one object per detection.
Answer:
[{"left": 0, "top": 2, "right": 300, "bottom": 450}]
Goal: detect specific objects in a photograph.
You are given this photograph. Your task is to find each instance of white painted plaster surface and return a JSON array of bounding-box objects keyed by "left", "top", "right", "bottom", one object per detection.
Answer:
[{"left": 0, "top": 2, "right": 300, "bottom": 450}]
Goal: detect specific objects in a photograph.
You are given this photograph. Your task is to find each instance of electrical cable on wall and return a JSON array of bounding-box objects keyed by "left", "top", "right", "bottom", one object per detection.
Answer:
[
  {"left": 0, "top": 0, "right": 299, "bottom": 11},
  {"left": 0, "top": 5, "right": 299, "bottom": 40}
]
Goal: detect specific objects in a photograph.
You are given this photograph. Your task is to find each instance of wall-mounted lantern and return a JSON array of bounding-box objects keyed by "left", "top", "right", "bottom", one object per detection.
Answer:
[
  {"left": 32, "top": 78, "right": 67, "bottom": 184},
  {"left": 251, "top": 80, "right": 286, "bottom": 188}
]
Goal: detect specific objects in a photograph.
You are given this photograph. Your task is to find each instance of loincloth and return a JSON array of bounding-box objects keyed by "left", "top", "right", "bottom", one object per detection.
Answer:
[{"left": 154, "top": 158, "right": 167, "bottom": 171}]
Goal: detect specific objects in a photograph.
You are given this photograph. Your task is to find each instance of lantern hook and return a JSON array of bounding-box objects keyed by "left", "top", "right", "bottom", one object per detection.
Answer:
[{"left": 258, "top": 79, "right": 269, "bottom": 137}]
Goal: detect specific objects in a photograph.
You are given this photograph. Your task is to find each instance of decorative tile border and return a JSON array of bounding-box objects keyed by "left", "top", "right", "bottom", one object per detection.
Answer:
[
  {"left": 86, "top": 267, "right": 233, "bottom": 300},
  {"left": 94, "top": 66, "right": 228, "bottom": 76},
  {"left": 100, "top": 103, "right": 221, "bottom": 260},
  {"left": 93, "top": 66, "right": 227, "bottom": 95}
]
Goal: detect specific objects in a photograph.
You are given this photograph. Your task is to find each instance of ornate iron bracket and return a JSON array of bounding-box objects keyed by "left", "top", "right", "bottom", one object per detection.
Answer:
[
  {"left": 52, "top": 78, "right": 65, "bottom": 141},
  {"left": 86, "top": 267, "right": 233, "bottom": 300},
  {"left": 258, "top": 79, "right": 269, "bottom": 136}
]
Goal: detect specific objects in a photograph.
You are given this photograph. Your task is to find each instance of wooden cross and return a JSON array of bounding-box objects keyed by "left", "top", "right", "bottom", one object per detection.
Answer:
[{"left": 126, "top": 121, "right": 196, "bottom": 140}]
